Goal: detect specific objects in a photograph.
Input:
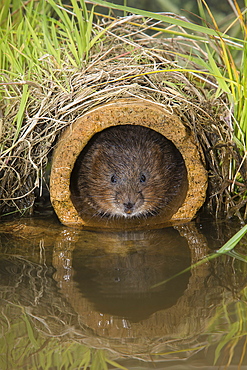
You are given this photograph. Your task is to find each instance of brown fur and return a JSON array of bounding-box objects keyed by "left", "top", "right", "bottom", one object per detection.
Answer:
[{"left": 71, "top": 125, "right": 188, "bottom": 220}]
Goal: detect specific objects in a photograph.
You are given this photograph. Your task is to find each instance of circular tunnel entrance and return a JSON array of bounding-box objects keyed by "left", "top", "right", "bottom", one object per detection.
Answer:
[{"left": 50, "top": 99, "right": 207, "bottom": 228}]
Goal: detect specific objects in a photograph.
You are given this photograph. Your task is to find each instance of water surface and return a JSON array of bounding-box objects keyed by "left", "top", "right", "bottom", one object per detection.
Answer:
[{"left": 0, "top": 216, "right": 247, "bottom": 369}]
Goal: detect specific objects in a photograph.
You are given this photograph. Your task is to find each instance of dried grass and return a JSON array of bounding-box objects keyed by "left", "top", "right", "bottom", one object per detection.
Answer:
[{"left": 0, "top": 15, "right": 246, "bottom": 220}]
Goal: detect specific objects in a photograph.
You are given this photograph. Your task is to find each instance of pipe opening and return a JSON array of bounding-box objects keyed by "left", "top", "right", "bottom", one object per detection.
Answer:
[{"left": 70, "top": 124, "right": 188, "bottom": 227}]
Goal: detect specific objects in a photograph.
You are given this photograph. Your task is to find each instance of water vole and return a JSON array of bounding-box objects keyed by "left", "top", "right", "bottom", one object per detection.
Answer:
[{"left": 71, "top": 125, "right": 187, "bottom": 222}]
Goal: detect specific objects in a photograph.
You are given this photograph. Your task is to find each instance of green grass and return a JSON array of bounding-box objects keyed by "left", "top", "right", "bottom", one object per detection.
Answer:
[
  {"left": 0, "top": 0, "right": 94, "bottom": 71},
  {"left": 0, "top": 0, "right": 98, "bottom": 141}
]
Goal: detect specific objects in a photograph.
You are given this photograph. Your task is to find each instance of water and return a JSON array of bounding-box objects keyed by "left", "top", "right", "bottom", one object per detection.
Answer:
[{"left": 0, "top": 215, "right": 247, "bottom": 369}]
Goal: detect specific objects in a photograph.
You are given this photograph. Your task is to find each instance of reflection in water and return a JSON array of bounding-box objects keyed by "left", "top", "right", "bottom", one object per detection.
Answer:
[
  {"left": 0, "top": 257, "right": 56, "bottom": 305},
  {"left": 0, "top": 217, "right": 247, "bottom": 368},
  {"left": 72, "top": 228, "right": 191, "bottom": 322}
]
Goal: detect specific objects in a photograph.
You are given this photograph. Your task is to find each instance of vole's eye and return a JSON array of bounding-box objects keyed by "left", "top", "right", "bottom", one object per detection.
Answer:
[
  {"left": 111, "top": 175, "right": 117, "bottom": 183},
  {"left": 140, "top": 174, "right": 146, "bottom": 183}
]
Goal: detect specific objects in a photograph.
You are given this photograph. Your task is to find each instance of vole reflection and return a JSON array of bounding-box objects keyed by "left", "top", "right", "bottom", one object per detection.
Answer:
[{"left": 72, "top": 227, "right": 191, "bottom": 322}]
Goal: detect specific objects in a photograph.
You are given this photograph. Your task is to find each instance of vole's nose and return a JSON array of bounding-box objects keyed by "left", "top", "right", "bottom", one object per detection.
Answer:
[{"left": 123, "top": 202, "right": 135, "bottom": 214}]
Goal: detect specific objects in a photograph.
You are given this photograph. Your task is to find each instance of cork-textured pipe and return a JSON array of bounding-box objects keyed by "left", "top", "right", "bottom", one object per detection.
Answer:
[{"left": 50, "top": 99, "right": 207, "bottom": 228}]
